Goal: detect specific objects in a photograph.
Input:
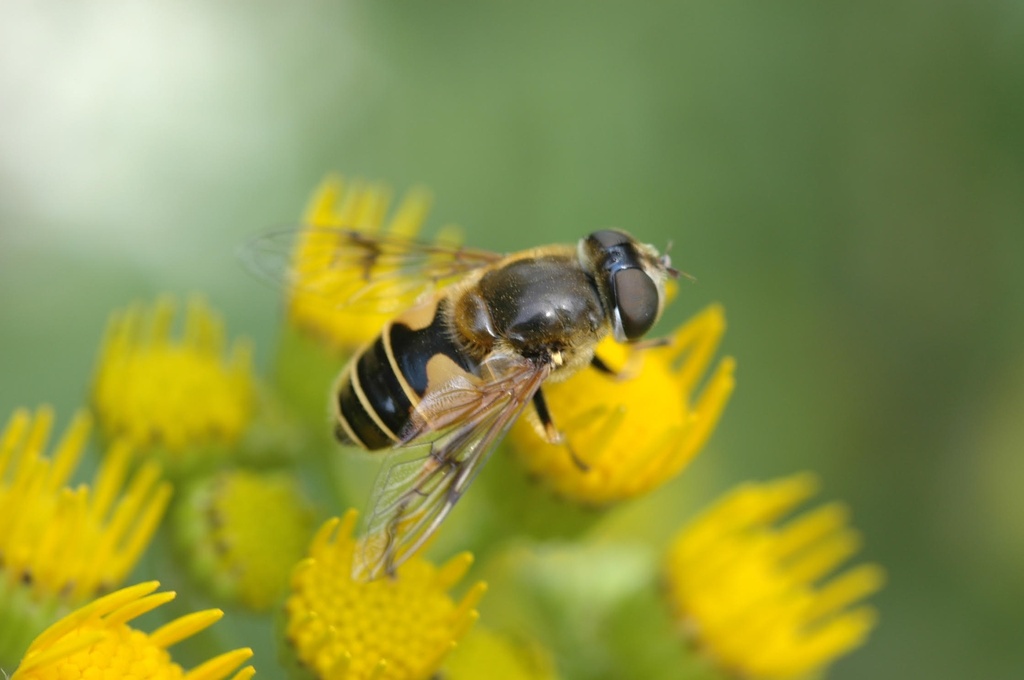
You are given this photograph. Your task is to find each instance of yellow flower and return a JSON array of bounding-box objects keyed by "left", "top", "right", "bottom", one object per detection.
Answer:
[
  {"left": 0, "top": 407, "right": 170, "bottom": 605},
  {"left": 288, "top": 175, "right": 460, "bottom": 352},
  {"left": 664, "top": 473, "right": 886, "bottom": 679},
  {"left": 91, "top": 296, "right": 255, "bottom": 470},
  {"left": 508, "top": 304, "right": 735, "bottom": 505},
  {"left": 284, "top": 510, "right": 486, "bottom": 680},
  {"left": 11, "top": 581, "right": 254, "bottom": 680},
  {"left": 440, "top": 626, "right": 560, "bottom": 680},
  {"left": 174, "top": 469, "right": 316, "bottom": 611}
]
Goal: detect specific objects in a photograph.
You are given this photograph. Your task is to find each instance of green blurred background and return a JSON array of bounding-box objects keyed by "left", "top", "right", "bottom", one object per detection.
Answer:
[{"left": 1, "top": 2, "right": 1022, "bottom": 678}]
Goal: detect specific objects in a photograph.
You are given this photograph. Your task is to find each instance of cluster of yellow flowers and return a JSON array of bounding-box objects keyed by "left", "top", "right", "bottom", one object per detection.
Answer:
[{"left": 0, "top": 176, "right": 883, "bottom": 680}]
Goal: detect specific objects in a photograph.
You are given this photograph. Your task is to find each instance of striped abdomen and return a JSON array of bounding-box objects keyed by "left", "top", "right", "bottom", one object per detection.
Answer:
[{"left": 333, "top": 298, "right": 479, "bottom": 450}]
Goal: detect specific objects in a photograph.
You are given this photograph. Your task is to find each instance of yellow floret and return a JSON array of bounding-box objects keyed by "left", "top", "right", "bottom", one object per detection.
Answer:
[
  {"left": 509, "top": 304, "right": 735, "bottom": 505},
  {"left": 11, "top": 581, "right": 254, "bottom": 680},
  {"left": 289, "top": 175, "right": 460, "bottom": 353},
  {"left": 91, "top": 296, "right": 254, "bottom": 468},
  {"left": 664, "top": 474, "right": 886, "bottom": 679},
  {"left": 284, "top": 510, "right": 486, "bottom": 680},
  {"left": 0, "top": 407, "right": 170, "bottom": 605}
]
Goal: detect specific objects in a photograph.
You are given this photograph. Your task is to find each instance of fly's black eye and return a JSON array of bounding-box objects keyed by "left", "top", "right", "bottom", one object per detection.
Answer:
[
  {"left": 588, "top": 229, "right": 631, "bottom": 249},
  {"left": 614, "top": 268, "right": 659, "bottom": 340},
  {"left": 581, "top": 229, "right": 662, "bottom": 339}
]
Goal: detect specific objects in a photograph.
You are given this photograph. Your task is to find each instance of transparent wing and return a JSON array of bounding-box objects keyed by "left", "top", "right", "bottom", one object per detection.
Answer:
[
  {"left": 354, "top": 352, "right": 551, "bottom": 581},
  {"left": 241, "top": 227, "right": 502, "bottom": 313}
]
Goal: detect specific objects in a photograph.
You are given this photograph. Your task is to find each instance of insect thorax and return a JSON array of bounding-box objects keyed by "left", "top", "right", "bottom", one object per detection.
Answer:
[{"left": 463, "top": 254, "right": 607, "bottom": 365}]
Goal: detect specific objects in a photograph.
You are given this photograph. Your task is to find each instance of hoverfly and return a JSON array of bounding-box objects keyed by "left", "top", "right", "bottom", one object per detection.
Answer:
[{"left": 249, "top": 227, "right": 679, "bottom": 579}]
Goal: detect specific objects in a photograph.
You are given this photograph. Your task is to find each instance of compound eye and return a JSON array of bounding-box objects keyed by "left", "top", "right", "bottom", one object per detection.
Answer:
[
  {"left": 588, "top": 229, "right": 631, "bottom": 249},
  {"left": 614, "top": 268, "right": 660, "bottom": 340}
]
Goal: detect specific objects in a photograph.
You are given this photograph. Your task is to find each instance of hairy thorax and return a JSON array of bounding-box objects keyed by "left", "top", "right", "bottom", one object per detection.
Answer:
[{"left": 451, "top": 254, "right": 609, "bottom": 376}]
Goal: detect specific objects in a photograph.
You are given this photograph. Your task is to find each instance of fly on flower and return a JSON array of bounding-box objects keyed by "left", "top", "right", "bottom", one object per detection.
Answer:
[{"left": 247, "top": 225, "right": 679, "bottom": 580}]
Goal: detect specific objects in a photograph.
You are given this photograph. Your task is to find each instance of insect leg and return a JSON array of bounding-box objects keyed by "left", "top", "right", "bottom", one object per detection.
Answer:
[
  {"left": 631, "top": 336, "right": 673, "bottom": 351},
  {"left": 590, "top": 335, "right": 673, "bottom": 379},
  {"left": 589, "top": 354, "right": 619, "bottom": 377},
  {"left": 532, "top": 389, "right": 589, "bottom": 472}
]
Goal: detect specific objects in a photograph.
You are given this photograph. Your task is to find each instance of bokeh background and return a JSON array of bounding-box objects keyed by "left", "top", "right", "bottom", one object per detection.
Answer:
[{"left": 2, "top": 2, "right": 1023, "bottom": 678}]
